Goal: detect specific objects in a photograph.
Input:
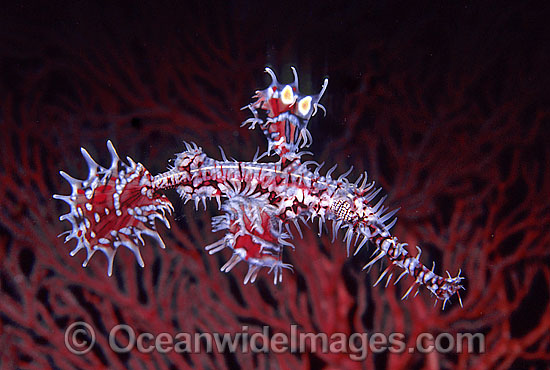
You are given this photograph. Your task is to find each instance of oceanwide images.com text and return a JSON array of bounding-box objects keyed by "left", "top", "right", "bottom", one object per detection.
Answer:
[{"left": 65, "top": 322, "right": 485, "bottom": 361}]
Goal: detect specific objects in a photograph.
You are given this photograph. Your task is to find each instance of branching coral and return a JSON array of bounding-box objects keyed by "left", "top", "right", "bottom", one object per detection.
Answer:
[{"left": 1, "top": 2, "right": 549, "bottom": 369}]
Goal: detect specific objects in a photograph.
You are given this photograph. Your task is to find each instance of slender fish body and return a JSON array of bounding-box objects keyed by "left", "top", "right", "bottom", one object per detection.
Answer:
[{"left": 54, "top": 67, "right": 464, "bottom": 308}]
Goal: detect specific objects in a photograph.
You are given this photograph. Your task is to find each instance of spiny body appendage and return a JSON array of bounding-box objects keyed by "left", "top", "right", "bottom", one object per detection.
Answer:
[
  {"left": 208, "top": 195, "right": 293, "bottom": 285},
  {"left": 322, "top": 181, "right": 465, "bottom": 308},
  {"left": 54, "top": 67, "right": 464, "bottom": 308},
  {"left": 54, "top": 141, "right": 173, "bottom": 275}
]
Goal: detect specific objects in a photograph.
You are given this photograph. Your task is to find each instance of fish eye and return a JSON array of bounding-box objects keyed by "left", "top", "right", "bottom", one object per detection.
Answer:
[
  {"left": 298, "top": 96, "right": 312, "bottom": 116},
  {"left": 281, "top": 85, "right": 295, "bottom": 105}
]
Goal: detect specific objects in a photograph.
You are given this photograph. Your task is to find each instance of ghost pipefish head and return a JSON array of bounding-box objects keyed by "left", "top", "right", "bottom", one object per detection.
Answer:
[{"left": 242, "top": 67, "right": 328, "bottom": 157}]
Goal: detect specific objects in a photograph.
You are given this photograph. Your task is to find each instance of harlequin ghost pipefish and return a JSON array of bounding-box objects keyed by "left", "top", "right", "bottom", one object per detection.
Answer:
[{"left": 54, "top": 67, "right": 464, "bottom": 308}]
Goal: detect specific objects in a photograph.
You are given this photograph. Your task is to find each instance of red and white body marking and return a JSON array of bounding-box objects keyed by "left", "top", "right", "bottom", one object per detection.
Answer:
[
  {"left": 55, "top": 67, "right": 464, "bottom": 308},
  {"left": 54, "top": 141, "right": 173, "bottom": 276}
]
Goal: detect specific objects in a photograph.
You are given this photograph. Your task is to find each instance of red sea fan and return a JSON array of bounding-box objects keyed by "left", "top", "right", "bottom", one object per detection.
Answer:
[{"left": 1, "top": 2, "right": 549, "bottom": 369}]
